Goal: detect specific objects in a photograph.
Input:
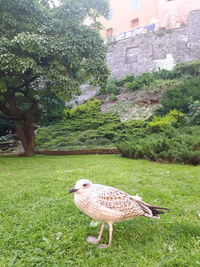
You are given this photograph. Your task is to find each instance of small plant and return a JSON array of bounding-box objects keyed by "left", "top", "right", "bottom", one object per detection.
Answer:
[
  {"left": 108, "top": 94, "right": 117, "bottom": 102},
  {"left": 124, "top": 80, "right": 140, "bottom": 91},
  {"left": 121, "top": 74, "right": 135, "bottom": 84},
  {"left": 124, "top": 72, "right": 156, "bottom": 91},
  {"left": 105, "top": 81, "right": 121, "bottom": 96}
]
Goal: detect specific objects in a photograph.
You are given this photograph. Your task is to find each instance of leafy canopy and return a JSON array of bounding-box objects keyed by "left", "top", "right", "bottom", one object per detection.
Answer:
[{"left": 0, "top": 0, "right": 109, "bottom": 118}]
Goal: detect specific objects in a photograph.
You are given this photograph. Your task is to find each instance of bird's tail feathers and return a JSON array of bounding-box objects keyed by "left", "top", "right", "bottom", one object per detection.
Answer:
[{"left": 132, "top": 195, "right": 169, "bottom": 218}]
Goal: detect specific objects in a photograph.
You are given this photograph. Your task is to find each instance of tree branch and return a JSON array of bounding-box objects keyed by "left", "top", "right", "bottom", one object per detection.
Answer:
[
  {"left": 12, "top": 75, "right": 39, "bottom": 92},
  {"left": 0, "top": 114, "right": 24, "bottom": 121}
]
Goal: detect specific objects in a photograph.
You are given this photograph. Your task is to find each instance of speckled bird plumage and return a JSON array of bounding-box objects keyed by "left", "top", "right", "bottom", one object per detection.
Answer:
[{"left": 69, "top": 179, "right": 168, "bottom": 248}]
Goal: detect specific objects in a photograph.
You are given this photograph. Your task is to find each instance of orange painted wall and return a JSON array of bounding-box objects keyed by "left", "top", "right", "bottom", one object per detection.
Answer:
[
  {"left": 100, "top": 0, "right": 200, "bottom": 38},
  {"left": 158, "top": 0, "right": 200, "bottom": 28},
  {"left": 100, "top": 0, "right": 159, "bottom": 38}
]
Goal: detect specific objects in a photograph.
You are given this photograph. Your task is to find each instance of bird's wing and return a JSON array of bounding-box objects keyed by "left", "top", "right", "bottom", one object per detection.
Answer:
[{"left": 95, "top": 185, "right": 146, "bottom": 217}]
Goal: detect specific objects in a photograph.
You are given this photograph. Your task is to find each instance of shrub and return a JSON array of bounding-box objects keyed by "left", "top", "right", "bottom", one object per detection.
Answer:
[
  {"left": 121, "top": 74, "right": 135, "bottom": 84},
  {"left": 187, "top": 100, "right": 200, "bottom": 126},
  {"left": 156, "top": 77, "right": 200, "bottom": 115},
  {"left": 36, "top": 102, "right": 149, "bottom": 150},
  {"left": 148, "top": 110, "right": 186, "bottom": 132},
  {"left": 108, "top": 94, "right": 117, "bottom": 102},
  {"left": 124, "top": 73, "right": 156, "bottom": 91},
  {"left": 105, "top": 81, "right": 121, "bottom": 95},
  {"left": 173, "top": 59, "right": 200, "bottom": 77},
  {"left": 64, "top": 100, "right": 102, "bottom": 119},
  {"left": 36, "top": 100, "right": 121, "bottom": 150},
  {"left": 153, "top": 69, "right": 176, "bottom": 80},
  {"left": 124, "top": 80, "right": 140, "bottom": 91},
  {"left": 117, "top": 126, "right": 200, "bottom": 165}
]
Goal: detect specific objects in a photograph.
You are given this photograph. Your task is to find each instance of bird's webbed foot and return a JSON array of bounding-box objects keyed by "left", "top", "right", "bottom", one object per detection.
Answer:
[
  {"left": 86, "top": 236, "right": 100, "bottom": 244},
  {"left": 97, "top": 243, "right": 109, "bottom": 249}
]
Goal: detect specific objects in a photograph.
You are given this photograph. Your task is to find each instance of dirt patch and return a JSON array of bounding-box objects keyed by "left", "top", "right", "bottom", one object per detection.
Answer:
[{"left": 101, "top": 89, "right": 163, "bottom": 121}]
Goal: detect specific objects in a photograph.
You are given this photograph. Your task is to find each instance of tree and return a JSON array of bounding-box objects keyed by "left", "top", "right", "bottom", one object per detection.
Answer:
[{"left": 0, "top": 0, "right": 109, "bottom": 156}]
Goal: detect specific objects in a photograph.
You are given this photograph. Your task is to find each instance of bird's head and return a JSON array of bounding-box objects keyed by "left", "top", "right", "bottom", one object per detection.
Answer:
[{"left": 68, "top": 179, "right": 93, "bottom": 194}]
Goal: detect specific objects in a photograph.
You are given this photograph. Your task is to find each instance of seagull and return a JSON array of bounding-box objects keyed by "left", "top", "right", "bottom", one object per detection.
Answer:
[{"left": 69, "top": 179, "right": 169, "bottom": 248}]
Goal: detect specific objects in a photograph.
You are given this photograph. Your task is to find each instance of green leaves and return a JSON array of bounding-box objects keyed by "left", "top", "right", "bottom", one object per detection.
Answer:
[{"left": 0, "top": 0, "right": 109, "bottom": 120}]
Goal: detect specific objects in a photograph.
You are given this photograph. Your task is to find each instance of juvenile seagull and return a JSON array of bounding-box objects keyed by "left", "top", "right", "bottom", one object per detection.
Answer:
[{"left": 69, "top": 179, "right": 168, "bottom": 248}]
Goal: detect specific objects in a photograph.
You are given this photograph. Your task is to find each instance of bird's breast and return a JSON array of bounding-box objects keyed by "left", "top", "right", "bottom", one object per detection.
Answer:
[
  {"left": 74, "top": 193, "right": 90, "bottom": 212},
  {"left": 74, "top": 193, "right": 105, "bottom": 222}
]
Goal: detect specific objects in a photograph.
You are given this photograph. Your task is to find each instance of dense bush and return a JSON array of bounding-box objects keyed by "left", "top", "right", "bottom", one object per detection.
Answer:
[
  {"left": 187, "top": 100, "right": 200, "bottom": 126},
  {"left": 152, "top": 69, "right": 176, "bottom": 80},
  {"left": 36, "top": 100, "right": 149, "bottom": 150},
  {"left": 148, "top": 110, "right": 186, "bottom": 132},
  {"left": 156, "top": 77, "right": 200, "bottom": 116},
  {"left": 98, "top": 79, "right": 122, "bottom": 95},
  {"left": 105, "top": 81, "right": 121, "bottom": 95},
  {"left": 64, "top": 100, "right": 103, "bottom": 119},
  {"left": 117, "top": 126, "right": 200, "bottom": 165},
  {"left": 120, "top": 74, "right": 135, "bottom": 84},
  {"left": 174, "top": 59, "right": 200, "bottom": 77},
  {"left": 124, "top": 72, "right": 155, "bottom": 91},
  {"left": 97, "top": 60, "right": 200, "bottom": 98},
  {"left": 36, "top": 100, "right": 119, "bottom": 150}
]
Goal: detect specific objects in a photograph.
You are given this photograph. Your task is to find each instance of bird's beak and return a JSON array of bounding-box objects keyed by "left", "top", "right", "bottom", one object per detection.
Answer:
[{"left": 68, "top": 187, "right": 78, "bottom": 193}]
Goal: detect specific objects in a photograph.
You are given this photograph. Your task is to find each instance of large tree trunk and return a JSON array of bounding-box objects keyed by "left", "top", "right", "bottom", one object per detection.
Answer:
[{"left": 14, "top": 114, "right": 35, "bottom": 157}]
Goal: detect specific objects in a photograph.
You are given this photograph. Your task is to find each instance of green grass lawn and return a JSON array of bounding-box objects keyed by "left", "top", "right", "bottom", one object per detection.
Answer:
[{"left": 0, "top": 155, "right": 200, "bottom": 267}]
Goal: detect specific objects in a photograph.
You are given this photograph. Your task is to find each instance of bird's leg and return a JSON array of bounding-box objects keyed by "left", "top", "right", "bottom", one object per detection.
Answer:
[
  {"left": 87, "top": 223, "right": 105, "bottom": 244},
  {"left": 98, "top": 222, "right": 113, "bottom": 248}
]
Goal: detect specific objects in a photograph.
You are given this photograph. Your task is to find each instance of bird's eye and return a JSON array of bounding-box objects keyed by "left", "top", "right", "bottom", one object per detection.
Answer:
[{"left": 83, "top": 184, "right": 87, "bottom": 187}]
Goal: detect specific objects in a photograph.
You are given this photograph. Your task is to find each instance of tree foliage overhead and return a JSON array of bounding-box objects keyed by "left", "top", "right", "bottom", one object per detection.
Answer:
[{"left": 0, "top": 0, "right": 109, "bottom": 155}]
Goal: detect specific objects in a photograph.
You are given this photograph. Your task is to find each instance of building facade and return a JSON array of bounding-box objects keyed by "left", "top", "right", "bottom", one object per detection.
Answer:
[{"left": 100, "top": 0, "right": 200, "bottom": 41}]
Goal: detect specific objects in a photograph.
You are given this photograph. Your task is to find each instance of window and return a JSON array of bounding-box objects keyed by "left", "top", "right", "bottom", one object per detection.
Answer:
[
  {"left": 126, "top": 46, "right": 139, "bottom": 64},
  {"left": 131, "top": 0, "right": 140, "bottom": 11},
  {"left": 131, "top": 18, "right": 139, "bottom": 28}
]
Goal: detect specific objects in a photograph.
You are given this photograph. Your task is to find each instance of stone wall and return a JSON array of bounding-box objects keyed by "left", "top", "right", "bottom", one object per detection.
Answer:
[{"left": 107, "top": 10, "right": 200, "bottom": 78}]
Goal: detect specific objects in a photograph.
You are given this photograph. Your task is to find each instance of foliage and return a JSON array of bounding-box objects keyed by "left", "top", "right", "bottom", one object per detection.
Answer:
[
  {"left": 105, "top": 81, "right": 121, "bottom": 95},
  {"left": 124, "top": 73, "right": 155, "bottom": 91},
  {"left": 117, "top": 125, "right": 200, "bottom": 165},
  {"left": 36, "top": 100, "right": 149, "bottom": 150},
  {"left": 100, "top": 60, "right": 200, "bottom": 97},
  {"left": 0, "top": 0, "right": 109, "bottom": 155},
  {"left": 173, "top": 59, "right": 200, "bottom": 77},
  {"left": 148, "top": 110, "right": 186, "bottom": 132},
  {"left": 0, "top": 117, "right": 14, "bottom": 136},
  {"left": 108, "top": 94, "right": 117, "bottom": 102},
  {"left": 152, "top": 69, "right": 176, "bottom": 80},
  {"left": 98, "top": 78, "right": 122, "bottom": 95},
  {"left": 36, "top": 100, "right": 120, "bottom": 150},
  {"left": 120, "top": 74, "right": 135, "bottom": 84},
  {"left": 35, "top": 90, "right": 65, "bottom": 125},
  {"left": 64, "top": 100, "right": 102, "bottom": 119},
  {"left": 0, "top": 134, "right": 14, "bottom": 143},
  {"left": 156, "top": 77, "right": 200, "bottom": 116},
  {"left": 0, "top": 155, "right": 200, "bottom": 266},
  {"left": 186, "top": 100, "right": 200, "bottom": 126}
]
